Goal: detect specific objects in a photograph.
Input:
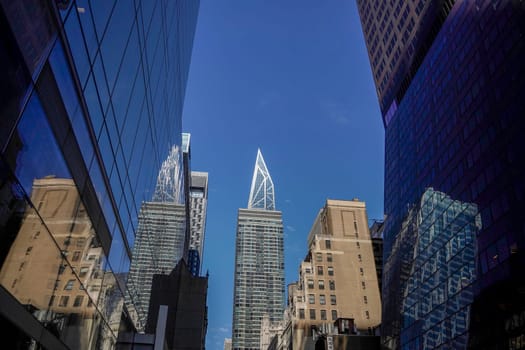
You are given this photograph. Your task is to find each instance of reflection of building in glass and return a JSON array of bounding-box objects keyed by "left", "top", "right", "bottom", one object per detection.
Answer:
[
  {"left": 188, "top": 171, "right": 209, "bottom": 276},
  {"left": 284, "top": 199, "right": 381, "bottom": 350},
  {"left": 0, "top": 0, "right": 199, "bottom": 348},
  {"left": 127, "top": 202, "right": 186, "bottom": 329},
  {"left": 127, "top": 136, "right": 210, "bottom": 330},
  {"left": 357, "top": 1, "right": 525, "bottom": 348},
  {"left": 232, "top": 150, "right": 284, "bottom": 350},
  {"left": 0, "top": 177, "right": 119, "bottom": 349},
  {"left": 383, "top": 189, "right": 479, "bottom": 349}
]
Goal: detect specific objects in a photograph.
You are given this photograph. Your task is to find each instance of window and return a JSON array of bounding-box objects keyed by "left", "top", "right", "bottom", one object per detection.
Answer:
[
  {"left": 297, "top": 296, "right": 302, "bottom": 302},
  {"left": 59, "top": 296, "right": 69, "bottom": 307},
  {"left": 356, "top": 241, "right": 360, "bottom": 248},
  {"left": 320, "top": 295, "right": 326, "bottom": 305},
  {"left": 72, "top": 251, "right": 81, "bottom": 262},
  {"left": 364, "top": 296, "right": 368, "bottom": 304},
  {"left": 25, "top": 247, "right": 33, "bottom": 255},
  {"left": 305, "top": 267, "right": 311, "bottom": 274},
  {"left": 360, "top": 267, "right": 364, "bottom": 276},
  {"left": 329, "top": 280, "right": 335, "bottom": 290},
  {"left": 365, "top": 310, "right": 370, "bottom": 319},
  {"left": 64, "top": 279, "right": 75, "bottom": 290},
  {"left": 76, "top": 238, "right": 86, "bottom": 247},
  {"left": 318, "top": 280, "right": 325, "bottom": 290},
  {"left": 332, "top": 310, "right": 338, "bottom": 320},
  {"left": 49, "top": 295, "right": 55, "bottom": 306},
  {"left": 325, "top": 240, "right": 331, "bottom": 249},
  {"left": 330, "top": 295, "right": 337, "bottom": 305},
  {"left": 358, "top": 254, "right": 362, "bottom": 262},
  {"left": 308, "top": 279, "right": 314, "bottom": 289},
  {"left": 327, "top": 253, "right": 333, "bottom": 262},
  {"left": 79, "top": 267, "right": 89, "bottom": 278},
  {"left": 73, "top": 295, "right": 84, "bottom": 307},
  {"left": 316, "top": 253, "right": 323, "bottom": 262},
  {"left": 309, "top": 294, "right": 315, "bottom": 304},
  {"left": 328, "top": 266, "right": 334, "bottom": 276},
  {"left": 321, "top": 310, "right": 327, "bottom": 320},
  {"left": 310, "top": 309, "right": 316, "bottom": 320},
  {"left": 58, "top": 264, "right": 66, "bottom": 275},
  {"left": 299, "top": 309, "right": 305, "bottom": 319},
  {"left": 317, "top": 266, "right": 324, "bottom": 275},
  {"left": 362, "top": 281, "right": 366, "bottom": 289}
]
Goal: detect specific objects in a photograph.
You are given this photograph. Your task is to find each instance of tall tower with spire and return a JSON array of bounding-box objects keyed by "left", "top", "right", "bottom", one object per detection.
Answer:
[{"left": 232, "top": 149, "right": 284, "bottom": 350}]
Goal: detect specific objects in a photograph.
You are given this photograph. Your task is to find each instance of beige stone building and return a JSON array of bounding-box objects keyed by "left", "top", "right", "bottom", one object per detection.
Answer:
[{"left": 286, "top": 199, "right": 381, "bottom": 349}]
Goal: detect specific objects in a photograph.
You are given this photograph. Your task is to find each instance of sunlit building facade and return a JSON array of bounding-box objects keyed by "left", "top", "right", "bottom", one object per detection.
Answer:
[
  {"left": 0, "top": 0, "right": 199, "bottom": 348},
  {"left": 232, "top": 150, "right": 284, "bottom": 350},
  {"left": 357, "top": 1, "right": 525, "bottom": 348},
  {"left": 286, "top": 199, "right": 381, "bottom": 350}
]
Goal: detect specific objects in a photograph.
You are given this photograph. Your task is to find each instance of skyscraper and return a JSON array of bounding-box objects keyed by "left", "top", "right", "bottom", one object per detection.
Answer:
[
  {"left": 357, "top": 1, "right": 525, "bottom": 348},
  {"left": 0, "top": 0, "right": 199, "bottom": 348},
  {"left": 232, "top": 149, "right": 285, "bottom": 350},
  {"left": 189, "top": 171, "right": 209, "bottom": 276}
]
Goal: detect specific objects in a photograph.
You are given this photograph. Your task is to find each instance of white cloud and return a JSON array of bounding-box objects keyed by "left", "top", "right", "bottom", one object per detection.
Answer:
[
  {"left": 321, "top": 100, "right": 351, "bottom": 125},
  {"left": 286, "top": 225, "right": 296, "bottom": 232}
]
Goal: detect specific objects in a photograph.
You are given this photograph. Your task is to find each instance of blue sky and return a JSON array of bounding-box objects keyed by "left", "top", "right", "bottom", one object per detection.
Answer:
[{"left": 182, "top": 1, "right": 384, "bottom": 349}]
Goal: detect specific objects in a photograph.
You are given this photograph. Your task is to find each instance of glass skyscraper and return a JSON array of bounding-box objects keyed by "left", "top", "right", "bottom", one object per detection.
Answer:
[
  {"left": 0, "top": 0, "right": 199, "bottom": 348},
  {"left": 232, "top": 149, "right": 285, "bottom": 350},
  {"left": 357, "top": 1, "right": 525, "bottom": 348}
]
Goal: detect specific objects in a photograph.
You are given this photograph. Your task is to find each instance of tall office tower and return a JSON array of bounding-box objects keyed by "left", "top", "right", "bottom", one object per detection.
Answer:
[
  {"left": 182, "top": 133, "right": 192, "bottom": 262},
  {"left": 286, "top": 199, "right": 381, "bottom": 349},
  {"left": 357, "top": 1, "right": 525, "bottom": 348},
  {"left": 0, "top": 0, "right": 199, "bottom": 348},
  {"left": 232, "top": 149, "right": 285, "bottom": 350},
  {"left": 188, "top": 171, "right": 209, "bottom": 276}
]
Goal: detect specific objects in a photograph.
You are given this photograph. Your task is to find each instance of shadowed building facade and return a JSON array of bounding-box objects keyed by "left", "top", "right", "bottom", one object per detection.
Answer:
[
  {"left": 357, "top": 0, "right": 525, "bottom": 348},
  {"left": 232, "top": 150, "right": 284, "bottom": 350}
]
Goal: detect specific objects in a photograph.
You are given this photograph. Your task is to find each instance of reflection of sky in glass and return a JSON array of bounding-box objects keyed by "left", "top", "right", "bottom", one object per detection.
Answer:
[{"left": 15, "top": 93, "right": 71, "bottom": 195}]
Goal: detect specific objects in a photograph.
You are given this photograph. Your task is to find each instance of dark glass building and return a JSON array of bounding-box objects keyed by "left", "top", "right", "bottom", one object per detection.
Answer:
[
  {"left": 0, "top": 0, "right": 199, "bottom": 349},
  {"left": 357, "top": 1, "right": 525, "bottom": 349}
]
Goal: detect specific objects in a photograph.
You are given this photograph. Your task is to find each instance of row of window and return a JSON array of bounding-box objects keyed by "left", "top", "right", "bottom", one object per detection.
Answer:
[
  {"left": 50, "top": 294, "right": 91, "bottom": 308},
  {"left": 307, "top": 279, "right": 336, "bottom": 290},
  {"left": 299, "top": 308, "right": 338, "bottom": 321},
  {"left": 307, "top": 294, "right": 337, "bottom": 305}
]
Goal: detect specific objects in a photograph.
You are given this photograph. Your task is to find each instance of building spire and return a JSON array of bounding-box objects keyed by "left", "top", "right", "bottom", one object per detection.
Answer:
[
  {"left": 152, "top": 145, "right": 182, "bottom": 203},
  {"left": 247, "top": 149, "right": 275, "bottom": 210}
]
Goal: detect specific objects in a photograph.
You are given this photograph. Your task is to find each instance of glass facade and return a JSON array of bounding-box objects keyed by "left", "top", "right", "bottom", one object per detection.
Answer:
[
  {"left": 0, "top": 0, "right": 199, "bottom": 348},
  {"left": 358, "top": 1, "right": 525, "bottom": 349}
]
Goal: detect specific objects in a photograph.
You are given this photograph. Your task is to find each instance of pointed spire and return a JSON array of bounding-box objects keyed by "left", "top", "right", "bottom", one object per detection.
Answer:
[
  {"left": 152, "top": 145, "right": 182, "bottom": 203},
  {"left": 248, "top": 149, "right": 275, "bottom": 210}
]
